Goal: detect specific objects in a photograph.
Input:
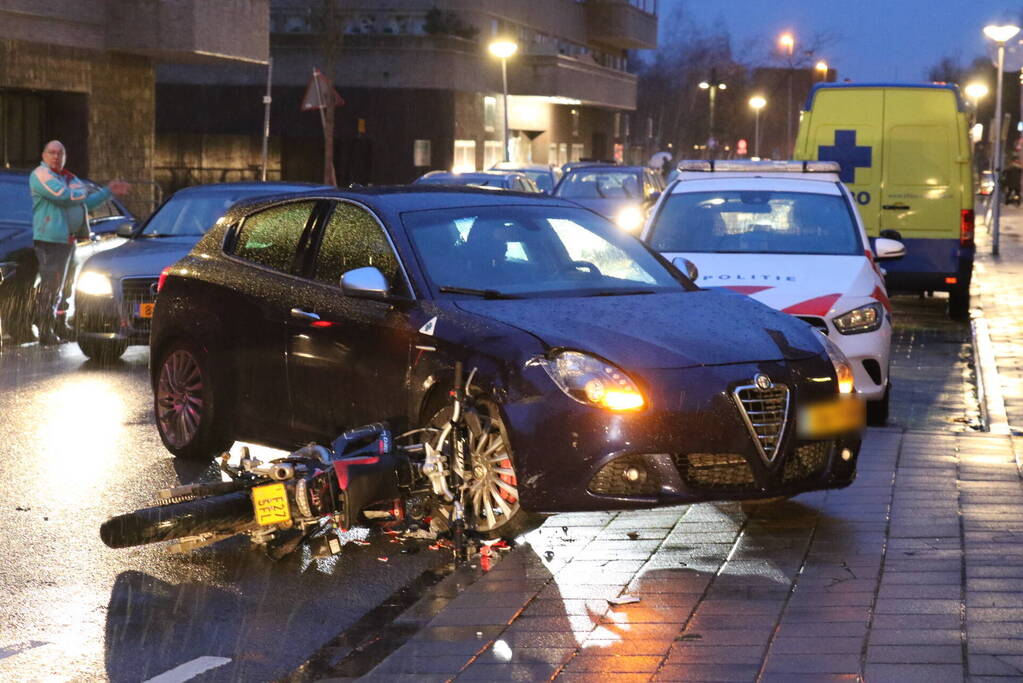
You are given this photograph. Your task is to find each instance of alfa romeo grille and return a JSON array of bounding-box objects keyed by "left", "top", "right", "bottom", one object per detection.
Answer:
[
  {"left": 733, "top": 383, "right": 790, "bottom": 463},
  {"left": 673, "top": 453, "right": 756, "bottom": 491}
]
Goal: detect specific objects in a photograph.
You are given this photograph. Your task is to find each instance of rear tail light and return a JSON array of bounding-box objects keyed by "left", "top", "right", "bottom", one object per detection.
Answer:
[
  {"left": 157, "top": 266, "right": 171, "bottom": 293},
  {"left": 960, "top": 209, "right": 975, "bottom": 248}
]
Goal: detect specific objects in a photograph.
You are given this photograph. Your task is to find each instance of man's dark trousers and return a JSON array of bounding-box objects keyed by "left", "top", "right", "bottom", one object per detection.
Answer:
[{"left": 33, "top": 239, "right": 73, "bottom": 342}]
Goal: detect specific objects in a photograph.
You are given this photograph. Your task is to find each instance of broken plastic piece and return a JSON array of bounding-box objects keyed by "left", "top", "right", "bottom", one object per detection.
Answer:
[{"left": 608, "top": 595, "right": 641, "bottom": 606}]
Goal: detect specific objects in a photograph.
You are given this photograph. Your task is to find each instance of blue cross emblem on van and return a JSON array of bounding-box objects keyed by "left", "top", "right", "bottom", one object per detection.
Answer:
[{"left": 818, "top": 130, "right": 872, "bottom": 183}]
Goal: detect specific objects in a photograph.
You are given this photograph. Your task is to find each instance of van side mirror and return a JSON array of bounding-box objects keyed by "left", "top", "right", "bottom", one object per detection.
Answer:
[
  {"left": 874, "top": 237, "right": 906, "bottom": 261},
  {"left": 340, "top": 266, "right": 390, "bottom": 299},
  {"left": 672, "top": 257, "right": 699, "bottom": 281}
]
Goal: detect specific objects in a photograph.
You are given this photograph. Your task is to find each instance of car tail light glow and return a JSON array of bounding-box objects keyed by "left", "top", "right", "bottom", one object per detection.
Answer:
[
  {"left": 961, "top": 209, "right": 975, "bottom": 248},
  {"left": 157, "top": 266, "right": 171, "bottom": 293}
]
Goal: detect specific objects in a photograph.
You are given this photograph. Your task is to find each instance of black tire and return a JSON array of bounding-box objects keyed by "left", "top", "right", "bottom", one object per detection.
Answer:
[
  {"left": 425, "top": 396, "right": 541, "bottom": 540},
  {"left": 100, "top": 491, "right": 254, "bottom": 549},
  {"left": 867, "top": 382, "right": 891, "bottom": 427},
  {"left": 948, "top": 285, "right": 969, "bottom": 321},
  {"left": 78, "top": 338, "right": 128, "bottom": 362},
  {"left": 154, "top": 339, "right": 233, "bottom": 460}
]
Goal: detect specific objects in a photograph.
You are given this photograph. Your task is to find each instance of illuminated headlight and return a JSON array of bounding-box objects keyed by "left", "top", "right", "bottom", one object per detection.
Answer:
[
  {"left": 814, "top": 330, "right": 855, "bottom": 394},
  {"left": 832, "top": 302, "right": 883, "bottom": 335},
  {"left": 615, "top": 206, "right": 644, "bottom": 232},
  {"left": 537, "top": 350, "right": 645, "bottom": 411},
  {"left": 76, "top": 271, "right": 113, "bottom": 296}
]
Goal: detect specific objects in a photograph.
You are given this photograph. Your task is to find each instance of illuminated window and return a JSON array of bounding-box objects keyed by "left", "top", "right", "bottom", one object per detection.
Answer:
[
  {"left": 484, "top": 140, "right": 503, "bottom": 169},
  {"left": 453, "top": 139, "right": 477, "bottom": 172},
  {"left": 484, "top": 96, "right": 497, "bottom": 133},
  {"left": 413, "top": 139, "right": 431, "bottom": 167}
]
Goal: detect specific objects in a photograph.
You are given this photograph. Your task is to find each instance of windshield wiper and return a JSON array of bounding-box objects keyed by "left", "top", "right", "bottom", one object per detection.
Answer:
[
  {"left": 582, "top": 289, "right": 657, "bottom": 297},
  {"left": 438, "top": 285, "right": 523, "bottom": 299}
]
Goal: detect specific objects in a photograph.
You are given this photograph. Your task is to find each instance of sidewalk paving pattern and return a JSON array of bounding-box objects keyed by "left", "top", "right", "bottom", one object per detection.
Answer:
[{"left": 314, "top": 204, "right": 1023, "bottom": 682}]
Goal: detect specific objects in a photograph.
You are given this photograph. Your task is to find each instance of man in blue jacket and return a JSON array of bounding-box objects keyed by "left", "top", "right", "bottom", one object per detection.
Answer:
[{"left": 30, "top": 140, "right": 130, "bottom": 345}]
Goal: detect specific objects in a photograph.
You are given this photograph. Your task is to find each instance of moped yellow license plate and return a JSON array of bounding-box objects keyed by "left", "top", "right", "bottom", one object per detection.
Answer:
[
  {"left": 799, "top": 397, "right": 865, "bottom": 437},
  {"left": 252, "top": 482, "right": 290, "bottom": 526},
  {"left": 138, "top": 302, "right": 155, "bottom": 318}
]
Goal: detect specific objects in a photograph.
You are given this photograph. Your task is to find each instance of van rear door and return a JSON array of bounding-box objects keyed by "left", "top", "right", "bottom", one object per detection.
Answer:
[
  {"left": 879, "top": 89, "right": 960, "bottom": 240},
  {"left": 798, "top": 88, "right": 884, "bottom": 236}
]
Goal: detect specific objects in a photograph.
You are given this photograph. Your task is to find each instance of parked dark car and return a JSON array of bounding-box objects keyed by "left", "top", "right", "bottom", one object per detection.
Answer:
[
  {"left": 0, "top": 169, "right": 134, "bottom": 345},
  {"left": 489, "top": 162, "right": 562, "bottom": 193},
  {"left": 414, "top": 170, "right": 540, "bottom": 193},
  {"left": 553, "top": 164, "right": 666, "bottom": 232},
  {"left": 150, "top": 186, "right": 863, "bottom": 537},
  {"left": 73, "top": 181, "right": 328, "bottom": 360}
]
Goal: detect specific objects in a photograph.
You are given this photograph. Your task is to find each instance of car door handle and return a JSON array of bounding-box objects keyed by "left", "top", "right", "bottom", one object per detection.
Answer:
[
  {"left": 290, "top": 307, "right": 320, "bottom": 322},
  {"left": 881, "top": 204, "right": 910, "bottom": 210}
]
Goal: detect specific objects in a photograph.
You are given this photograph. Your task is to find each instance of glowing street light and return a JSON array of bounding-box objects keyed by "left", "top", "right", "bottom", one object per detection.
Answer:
[
  {"left": 964, "top": 82, "right": 989, "bottom": 107},
  {"left": 488, "top": 39, "right": 518, "bottom": 162},
  {"left": 983, "top": 23, "right": 1021, "bottom": 255},
  {"left": 778, "top": 32, "right": 795, "bottom": 55},
  {"left": 815, "top": 60, "right": 829, "bottom": 81},
  {"left": 778, "top": 32, "right": 796, "bottom": 155},
  {"left": 749, "top": 95, "right": 767, "bottom": 158},
  {"left": 699, "top": 71, "right": 727, "bottom": 157}
]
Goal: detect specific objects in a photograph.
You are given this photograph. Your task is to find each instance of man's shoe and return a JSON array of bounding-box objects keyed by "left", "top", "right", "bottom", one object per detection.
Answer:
[{"left": 38, "top": 332, "right": 60, "bottom": 346}]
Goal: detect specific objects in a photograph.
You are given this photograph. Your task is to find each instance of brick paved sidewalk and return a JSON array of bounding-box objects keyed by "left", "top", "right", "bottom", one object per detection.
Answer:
[{"left": 315, "top": 429, "right": 1023, "bottom": 682}]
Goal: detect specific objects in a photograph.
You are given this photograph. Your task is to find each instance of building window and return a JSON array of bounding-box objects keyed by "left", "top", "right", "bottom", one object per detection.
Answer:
[
  {"left": 453, "top": 139, "right": 477, "bottom": 172},
  {"left": 613, "top": 112, "right": 622, "bottom": 139},
  {"left": 484, "top": 140, "right": 503, "bottom": 169},
  {"left": 414, "top": 139, "right": 431, "bottom": 167},
  {"left": 548, "top": 143, "right": 558, "bottom": 164},
  {"left": 571, "top": 143, "right": 584, "bottom": 162},
  {"left": 484, "top": 96, "right": 497, "bottom": 133},
  {"left": 558, "top": 143, "right": 568, "bottom": 166},
  {"left": 570, "top": 108, "right": 579, "bottom": 138}
]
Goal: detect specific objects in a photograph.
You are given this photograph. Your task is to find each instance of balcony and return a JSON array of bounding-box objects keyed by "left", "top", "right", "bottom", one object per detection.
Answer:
[
  {"left": 106, "top": 0, "right": 269, "bottom": 64},
  {"left": 514, "top": 54, "right": 637, "bottom": 110},
  {"left": 585, "top": 0, "right": 657, "bottom": 50}
]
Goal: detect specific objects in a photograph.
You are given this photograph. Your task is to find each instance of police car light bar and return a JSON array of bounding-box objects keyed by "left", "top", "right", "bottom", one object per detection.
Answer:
[{"left": 677, "top": 160, "right": 841, "bottom": 173}]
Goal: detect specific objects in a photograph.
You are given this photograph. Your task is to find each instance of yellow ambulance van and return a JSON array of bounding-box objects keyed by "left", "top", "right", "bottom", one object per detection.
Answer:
[{"left": 794, "top": 83, "right": 974, "bottom": 319}]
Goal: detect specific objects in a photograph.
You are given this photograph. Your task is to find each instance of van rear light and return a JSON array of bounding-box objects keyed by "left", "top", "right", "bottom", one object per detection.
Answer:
[
  {"left": 157, "top": 267, "right": 171, "bottom": 293},
  {"left": 960, "top": 209, "right": 975, "bottom": 248}
]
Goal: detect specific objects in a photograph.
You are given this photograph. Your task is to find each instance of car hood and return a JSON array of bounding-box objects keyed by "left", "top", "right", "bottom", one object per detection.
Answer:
[
  {"left": 452, "top": 290, "right": 822, "bottom": 370},
  {"left": 664, "top": 252, "right": 883, "bottom": 317},
  {"left": 561, "top": 197, "right": 641, "bottom": 219},
  {"left": 81, "top": 235, "right": 200, "bottom": 279}
]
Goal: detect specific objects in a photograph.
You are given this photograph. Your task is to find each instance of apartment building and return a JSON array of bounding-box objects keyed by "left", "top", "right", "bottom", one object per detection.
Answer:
[{"left": 156, "top": 0, "right": 658, "bottom": 187}]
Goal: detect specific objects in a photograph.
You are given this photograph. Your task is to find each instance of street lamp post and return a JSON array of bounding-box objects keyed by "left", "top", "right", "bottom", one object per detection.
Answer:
[
  {"left": 964, "top": 82, "right": 989, "bottom": 124},
  {"left": 488, "top": 39, "right": 518, "bottom": 163},
  {"left": 749, "top": 95, "right": 766, "bottom": 158},
  {"left": 779, "top": 32, "right": 795, "bottom": 156},
  {"left": 984, "top": 23, "right": 1021, "bottom": 256},
  {"left": 699, "top": 70, "right": 726, "bottom": 158}
]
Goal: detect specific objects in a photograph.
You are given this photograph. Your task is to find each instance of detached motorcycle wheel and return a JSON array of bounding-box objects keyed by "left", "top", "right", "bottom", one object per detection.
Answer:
[
  {"left": 154, "top": 339, "right": 233, "bottom": 460},
  {"left": 100, "top": 491, "right": 254, "bottom": 549},
  {"left": 427, "top": 399, "right": 539, "bottom": 540}
]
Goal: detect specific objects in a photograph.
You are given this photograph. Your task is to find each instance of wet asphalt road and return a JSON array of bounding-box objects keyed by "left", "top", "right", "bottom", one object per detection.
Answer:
[{"left": 0, "top": 297, "right": 977, "bottom": 682}]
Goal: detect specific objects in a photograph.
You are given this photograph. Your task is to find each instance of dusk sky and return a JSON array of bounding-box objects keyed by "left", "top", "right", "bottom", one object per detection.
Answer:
[{"left": 662, "top": 0, "right": 1023, "bottom": 82}]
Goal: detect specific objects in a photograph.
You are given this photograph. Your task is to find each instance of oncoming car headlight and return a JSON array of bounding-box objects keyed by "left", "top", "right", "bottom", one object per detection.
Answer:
[
  {"left": 832, "top": 302, "right": 883, "bottom": 335},
  {"left": 615, "top": 206, "right": 644, "bottom": 232},
  {"left": 536, "top": 351, "right": 645, "bottom": 411},
  {"left": 815, "top": 330, "right": 855, "bottom": 394},
  {"left": 76, "top": 271, "right": 113, "bottom": 296}
]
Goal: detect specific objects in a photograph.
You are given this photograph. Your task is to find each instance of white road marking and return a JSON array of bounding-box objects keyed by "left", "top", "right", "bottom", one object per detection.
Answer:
[{"left": 142, "top": 656, "right": 231, "bottom": 683}]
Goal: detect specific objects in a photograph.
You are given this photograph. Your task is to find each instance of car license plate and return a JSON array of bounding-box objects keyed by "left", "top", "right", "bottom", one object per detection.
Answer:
[
  {"left": 798, "top": 397, "right": 865, "bottom": 437},
  {"left": 252, "top": 482, "right": 290, "bottom": 526},
  {"left": 137, "top": 302, "right": 155, "bottom": 318}
]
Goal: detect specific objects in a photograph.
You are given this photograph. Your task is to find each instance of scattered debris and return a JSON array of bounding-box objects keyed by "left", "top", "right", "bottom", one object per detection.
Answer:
[
  {"left": 678, "top": 633, "right": 702, "bottom": 641},
  {"left": 608, "top": 595, "right": 641, "bottom": 606},
  {"left": 376, "top": 556, "right": 389, "bottom": 562},
  {"left": 15, "top": 506, "right": 30, "bottom": 512},
  {"left": 544, "top": 550, "right": 555, "bottom": 561},
  {"left": 353, "top": 539, "right": 371, "bottom": 546},
  {"left": 627, "top": 531, "right": 640, "bottom": 540}
]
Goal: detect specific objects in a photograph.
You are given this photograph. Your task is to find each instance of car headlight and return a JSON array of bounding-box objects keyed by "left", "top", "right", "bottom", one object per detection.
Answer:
[
  {"left": 615, "top": 206, "right": 644, "bottom": 232},
  {"left": 536, "top": 350, "right": 645, "bottom": 411},
  {"left": 815, "top": 330, "right": 855, "bottom": 394},
  {"left": 76, "top": 271, "right": 113, "bottom": 296},
  {"left": 832, "top": 302, "right": 883, "bottom": 335}
]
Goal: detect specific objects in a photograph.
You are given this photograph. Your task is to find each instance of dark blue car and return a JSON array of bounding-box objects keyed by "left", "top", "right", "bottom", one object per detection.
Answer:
[
  {"left": 73, "top": 181, "right": 328, "bottom": 360},
  {"left": 149, "top": 186, "right": 863, "bottom": 538}
]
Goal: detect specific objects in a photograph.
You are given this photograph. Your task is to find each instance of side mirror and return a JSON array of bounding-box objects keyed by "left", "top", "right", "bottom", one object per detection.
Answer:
[
  {"left": 672, "top": 256, "right": 699, "bottom": 281},
  {"left": 874, "top": 237, "right": 906, "bottom": 261},
  {"left": 879, "top": 229, "right": 902, "bottom": 241},
  {"left": 115, "top": 223, "right": 135, "bottom": 238},
  {"left": 340, "top": 266, "right": 390, "bottom": 299}
]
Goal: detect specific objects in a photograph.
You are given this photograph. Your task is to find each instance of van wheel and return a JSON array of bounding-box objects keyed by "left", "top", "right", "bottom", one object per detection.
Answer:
[
  {"left": 948, "top": 286, "right": 970, "bottom": 321},
  {"left": 867, "top": 382, "right": 890, "bottom": 427}
]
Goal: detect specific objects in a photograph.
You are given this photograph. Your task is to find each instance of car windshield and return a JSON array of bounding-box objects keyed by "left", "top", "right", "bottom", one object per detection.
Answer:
[
  {"left": 555, "top": 170, "right": 641, "bottom": 199},
  {"left": 648, "top": 190, "right": 862, "bottom": 256},
  {"left": 0, "top": 181, "right": 32, "bottom": 223},
  {"left": 402, "top": 205, "right": 686, "bottom": 298},
  {"left": 140, "top": 193, "right": 257, "bottom": 237},
  {"left": 418, "top": 175, "right": 501, "bottom": 188},
  {"left": 516, "top": 170, "right": 552, "bottom": 192}
]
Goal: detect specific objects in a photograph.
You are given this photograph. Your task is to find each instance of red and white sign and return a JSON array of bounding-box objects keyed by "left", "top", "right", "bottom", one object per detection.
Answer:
[{"left": 301, "top": 68, "right": 345, "bottom": 111}]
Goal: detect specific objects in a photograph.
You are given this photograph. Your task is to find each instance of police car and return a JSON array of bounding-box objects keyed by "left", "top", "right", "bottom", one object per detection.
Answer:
[{"left": 643, "top": 160, "right": 906, "bottom": 425}]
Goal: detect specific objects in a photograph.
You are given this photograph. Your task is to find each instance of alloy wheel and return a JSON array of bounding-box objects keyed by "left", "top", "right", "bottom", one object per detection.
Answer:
[{"left": 156, "top": 349, "right": 205, "bottom": 449}]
